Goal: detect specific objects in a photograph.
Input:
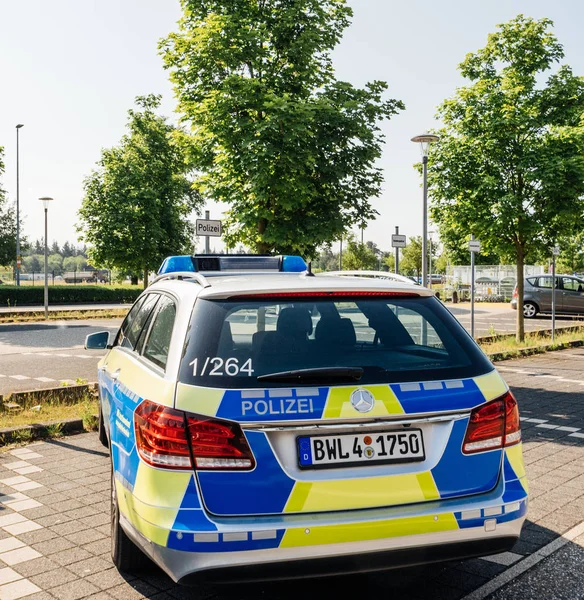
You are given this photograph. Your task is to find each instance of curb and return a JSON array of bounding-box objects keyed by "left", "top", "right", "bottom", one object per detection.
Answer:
[
  {"left": 488, "top": 339, "right": 584, "bottom": 362},
  {"left": 0, "top": 417, "right": 90, "bottom": 445},
  {"left": 478, "top": 324, "right": 584, "bottom": 344},
  {"left": 2, "top": 383, "right": 97, "bottom": 409}
]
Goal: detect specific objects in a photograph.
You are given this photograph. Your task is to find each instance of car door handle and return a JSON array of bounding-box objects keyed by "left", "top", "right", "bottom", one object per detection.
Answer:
[{"left": 107, "top": 368, "right": 121, "bottom": 381}]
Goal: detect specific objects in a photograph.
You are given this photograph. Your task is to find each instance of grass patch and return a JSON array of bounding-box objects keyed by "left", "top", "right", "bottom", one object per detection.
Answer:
[
  {"left": 0, "top": 396, "right": 99, "bottom": 430},
  {"left": 0, "top": 308, "right": 129, "bottom": 323},
  {"left": 480, "top": 327, "right": 584, "bottom": 355}
]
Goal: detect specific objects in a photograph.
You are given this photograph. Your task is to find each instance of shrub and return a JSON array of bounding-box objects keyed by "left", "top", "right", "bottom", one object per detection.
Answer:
[{"left": 0, "top": 285, "right": 141, "bottom": 306}]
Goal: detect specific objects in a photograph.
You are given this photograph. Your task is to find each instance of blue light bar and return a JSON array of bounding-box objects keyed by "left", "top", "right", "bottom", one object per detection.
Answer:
[
  {"left": 157, "top": 254, "right": 307, "bottom": 276},
  {"left": 282, "top": 255, "right": 307, "bottom": 272},
  {"left": 158, "top": 256, "right": 195, "bottom": 275}
]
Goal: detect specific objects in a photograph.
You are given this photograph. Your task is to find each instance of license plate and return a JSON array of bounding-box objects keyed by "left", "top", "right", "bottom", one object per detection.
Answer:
[{"left": 297, "top": 429, "right": 425, "bottom": 470}]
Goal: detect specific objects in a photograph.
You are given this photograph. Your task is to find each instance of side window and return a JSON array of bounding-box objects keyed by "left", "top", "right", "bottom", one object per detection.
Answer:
[
  {"left": 115, "top": 296, "right": 147, "bottom": 348},
  {"left": 526, "top": 277, "right": 537, "bottom": 286},
  {"left": 142, "top": 296, "right": 177, "bottom": 370},
  {"left": 537, "top": 277, "right": 558, "bottom": 289},
  {"left": 121, "top": 294, "right": 160, "bottom": 350},
  {"left": 563, "top": 278, "right": 583, "bottom": 292}
]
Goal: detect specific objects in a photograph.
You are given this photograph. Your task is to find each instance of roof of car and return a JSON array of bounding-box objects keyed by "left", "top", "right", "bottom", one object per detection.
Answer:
[{"left": 151, "top": 273, "right": 434, "bottom": 300}]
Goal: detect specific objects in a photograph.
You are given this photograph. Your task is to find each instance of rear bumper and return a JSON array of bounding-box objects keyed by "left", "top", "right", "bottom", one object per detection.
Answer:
[
  {"left": 177, "top": 534, "right": 519, "bottom": 584},
  {"left": 121, "top": 493, "right": 527, "bottom": 584}
]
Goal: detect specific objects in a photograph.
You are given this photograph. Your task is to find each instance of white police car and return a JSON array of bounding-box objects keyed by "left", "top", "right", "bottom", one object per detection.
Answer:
[{"left": 86, "top": 254, "right": 527, "bottom": 583}]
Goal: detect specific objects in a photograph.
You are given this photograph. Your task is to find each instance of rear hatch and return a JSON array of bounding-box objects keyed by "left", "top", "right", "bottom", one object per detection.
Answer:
[{"left": 175, "top": 291, "right": 506, "bottom": 517}]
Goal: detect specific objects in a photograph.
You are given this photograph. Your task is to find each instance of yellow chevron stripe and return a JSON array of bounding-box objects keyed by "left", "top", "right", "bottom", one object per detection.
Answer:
[
  {"left": 280, "top": 513, "right": 459, "bottom": 548},
  {"left": 175, "top": 383, "right": 224, "bottom": 416},
  {"left": 324, "top": 385, "right": 404, "bottom": 419},
  {"left": 474, "top": 370, "right": 508, "bottom": 402},
  {"left": 284, "top": 470, "right": 440, "bottom": 513}
]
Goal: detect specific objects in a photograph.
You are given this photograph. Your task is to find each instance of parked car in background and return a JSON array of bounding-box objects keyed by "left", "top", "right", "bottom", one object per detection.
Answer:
[{"left": 511, "top": 275, "right": 584, "bottom": 318}]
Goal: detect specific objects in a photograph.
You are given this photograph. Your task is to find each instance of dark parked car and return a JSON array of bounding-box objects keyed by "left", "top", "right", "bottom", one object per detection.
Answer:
[{"left": 511, "top": 275, "right": 584, "bottom": 318}]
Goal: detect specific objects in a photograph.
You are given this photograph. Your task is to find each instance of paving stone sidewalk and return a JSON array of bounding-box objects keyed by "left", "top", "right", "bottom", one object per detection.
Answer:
[{"left": 0, "top": 349, "right": 581, "bottom": 600}]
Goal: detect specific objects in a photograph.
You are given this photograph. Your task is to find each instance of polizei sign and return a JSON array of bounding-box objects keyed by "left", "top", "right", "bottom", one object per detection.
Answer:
[{"left": 196, "top": 219, "right": 222, "bottom": 237}]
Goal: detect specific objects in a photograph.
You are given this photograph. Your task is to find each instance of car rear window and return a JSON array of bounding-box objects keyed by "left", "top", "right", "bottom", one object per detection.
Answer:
[{"left": 178, "top": 295, "right": 492, "bottom": 388}]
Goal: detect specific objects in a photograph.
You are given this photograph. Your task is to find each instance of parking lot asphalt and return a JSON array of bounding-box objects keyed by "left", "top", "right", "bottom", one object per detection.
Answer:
[{"left": 0, "top": 349, "right": 582, "bottom": 599}]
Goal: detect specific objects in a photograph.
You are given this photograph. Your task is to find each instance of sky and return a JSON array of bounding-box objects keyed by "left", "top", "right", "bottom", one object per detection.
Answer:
[{"left": 0, "top": 0, "right": 583, "bottom": 254}]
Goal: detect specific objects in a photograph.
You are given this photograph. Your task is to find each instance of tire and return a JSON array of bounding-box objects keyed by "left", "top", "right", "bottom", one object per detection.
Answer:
[
  {"left": 111, "top": 464, "right": 149, "bottom": 573},
  {"left": 523, "top": 301, "right": 538, "bottom": 319},
  {"left": 98, "top": 404, "right": 109, "bottom": 448}
]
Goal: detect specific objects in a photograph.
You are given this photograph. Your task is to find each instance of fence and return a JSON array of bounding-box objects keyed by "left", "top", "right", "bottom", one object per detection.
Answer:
[
  {"left": 443, "top": 265, "right": 545, "bottom": 302},
  {"left": 7, "top": 270, "right": 111, "bottom": 285}
]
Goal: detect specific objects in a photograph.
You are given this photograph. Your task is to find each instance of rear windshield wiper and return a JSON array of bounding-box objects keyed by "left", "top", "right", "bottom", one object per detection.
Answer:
[{"left": 257, "top": 367, "right": 364, "bottom": 383}]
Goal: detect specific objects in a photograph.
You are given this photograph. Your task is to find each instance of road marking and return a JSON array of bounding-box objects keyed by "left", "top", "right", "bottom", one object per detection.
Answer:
[
  {"left": 462, "top": 520, "right": 584, "bottom": 600},
  {"left": 569, "top": 432, "right": 584, "bottom": 439},
  {"left": 8, "top": 376, "right": 29, "bottom": 381},
  {"left": 33, "top": 377, "right": 55, "bottom": 383},
  {"left": 480, "top": 551, "right": 523, "bottom": 566}
]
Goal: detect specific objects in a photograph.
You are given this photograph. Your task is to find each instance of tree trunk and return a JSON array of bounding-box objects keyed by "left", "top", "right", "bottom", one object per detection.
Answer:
[
  {"left": 516, "top": 249, "right": 525, "bottom": 343},
  {"left": 143, "top": 266, "right": 149, "bottom": 290},
  {"left": 256, "top": 217, "right": 271, "bottom": 254}
]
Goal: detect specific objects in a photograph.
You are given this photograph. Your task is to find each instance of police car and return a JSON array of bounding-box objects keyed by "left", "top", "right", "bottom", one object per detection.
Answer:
[{"left": 85, "top": 254, "right": 527, "bottom": 584}]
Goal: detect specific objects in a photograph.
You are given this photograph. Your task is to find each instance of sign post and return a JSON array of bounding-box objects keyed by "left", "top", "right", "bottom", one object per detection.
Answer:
[
  {"left": 469, "top": 237, "right": 481, "bottom": 338},
  {"left": 392, "top": 227, "right": 405, "bottom": 273},
  {"left": 196, "top": 213, "right": 222, "bottom": 254},
  {"left": 552, "top": 245, "right": 560, "bottom": 343}
]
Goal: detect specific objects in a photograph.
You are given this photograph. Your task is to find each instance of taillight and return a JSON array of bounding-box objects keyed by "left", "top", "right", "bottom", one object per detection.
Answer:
[
  {"left": 134, "top": 401, "right": 255, "bottom": 470},
  {"left": 462, "top": 391, "right": 521, "bottom": 454},
  {"left": 135, "top": 401, "right": 192, "bottom": 469},
  {"left": 187, "top": 417, "right": 255, "bottom": 470}
]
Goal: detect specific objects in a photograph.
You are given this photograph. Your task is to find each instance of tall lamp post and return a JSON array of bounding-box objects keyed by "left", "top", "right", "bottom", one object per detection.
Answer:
[
  {"left": 39, "top": 197, "right": 53, "bottom": 319},
  {"left": 15, "top": 124, "right": 24, "bottom": 286},
  {"left": 411, "top": 133, "right": 439, "bottom": 287}
]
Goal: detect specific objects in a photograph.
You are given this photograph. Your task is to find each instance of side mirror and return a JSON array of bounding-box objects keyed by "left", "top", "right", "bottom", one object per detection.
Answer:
[{"left": 85, "top": 331, "right": 111, "bottom": 350}]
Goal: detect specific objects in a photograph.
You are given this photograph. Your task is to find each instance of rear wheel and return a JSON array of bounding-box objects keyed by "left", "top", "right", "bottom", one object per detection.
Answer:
[
  {"left": 523, "top": 302, "right": 538, "bottom": 319},
  {"left": 111, "top": 465, "right": 149, "bottom": 573}
]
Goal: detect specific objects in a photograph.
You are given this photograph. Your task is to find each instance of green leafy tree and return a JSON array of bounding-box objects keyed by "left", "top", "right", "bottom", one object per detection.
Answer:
[
  {"left": 61, "top": 241, "right": 74, "bottom": 257},
  {"left": 382, "top": 253, "right": 395, "bottom": 272},
  {"left": 161, "top": 0, "right": 403, "bottom": 255},
  {"left": 313, "top": 247, "right": 339, "bottom": 272},
  {"left": 555, "top": 232, "right": 584, "bottom": 274},
  {"left": 23, "top": 255, "right": 42, "bottom": 273},
  {"left": 399, "top": 236, "right": 437, "bottom": 281},
  {"left": 428, "top": 16, "right": 584, "bottom": 341},
  {"left": 47, "top": 254, "right": 63, "bottom": 275},
  {"left": 78, "top": 95, "right": 201, "bottom": 288},
  {"left": 62, "top": 256, "right": 77, "bottom": 272},
  {"left": 0, "top": 147, "right": 21, "bottom": 269},
  {"left": 343, "top": 237, "right": 378, "bottom": 270}
]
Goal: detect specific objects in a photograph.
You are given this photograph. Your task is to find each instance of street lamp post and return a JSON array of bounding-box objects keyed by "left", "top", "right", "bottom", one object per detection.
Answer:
[
  {"left": 411, "top": 133, "right": 440, "bottom": 288},
  {"left": 16, "top": 124, "right": 24, "bottom": 286},
  {"left": 39, "top": 197, "right": 54, "bottom": 319}
]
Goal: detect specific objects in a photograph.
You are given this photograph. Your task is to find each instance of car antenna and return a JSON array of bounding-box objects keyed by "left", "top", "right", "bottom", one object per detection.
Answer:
[{"left": 306, "top": 261, "right": 315, "bottom": 277}]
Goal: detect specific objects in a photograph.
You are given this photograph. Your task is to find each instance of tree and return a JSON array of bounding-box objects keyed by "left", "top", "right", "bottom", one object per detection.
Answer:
[
  {"left": 161, "top": 0, "right": 403, "bottom": 256},
  {"left": 47, "top": 254, "right": 63, "bottom": 275},
  {"left": 22, "top": 255, "right": 42, "bottom": 273},
  {"left": 313, "top": 247, "right": 339, "bottom": 272},
  {"left": 78, "top": 95, "right": 202, "bottom": 288},
  {"left": 61, "top": 241, "right": 74, "bottom": 257},
  {"left": 0, "top": 149, "right": 21, "bottom": 268},
  {"left": 399, "top": 236, "right": 438, "bottom": 281},
  {"left": 342, "top": 237, "right": 378, "bottom": 270},
  {"left": 428, "top": 16, "right": 584, "bottom": 341},
  {"left": 555, "top": 232, "right": 584, "bottom": 274}
]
